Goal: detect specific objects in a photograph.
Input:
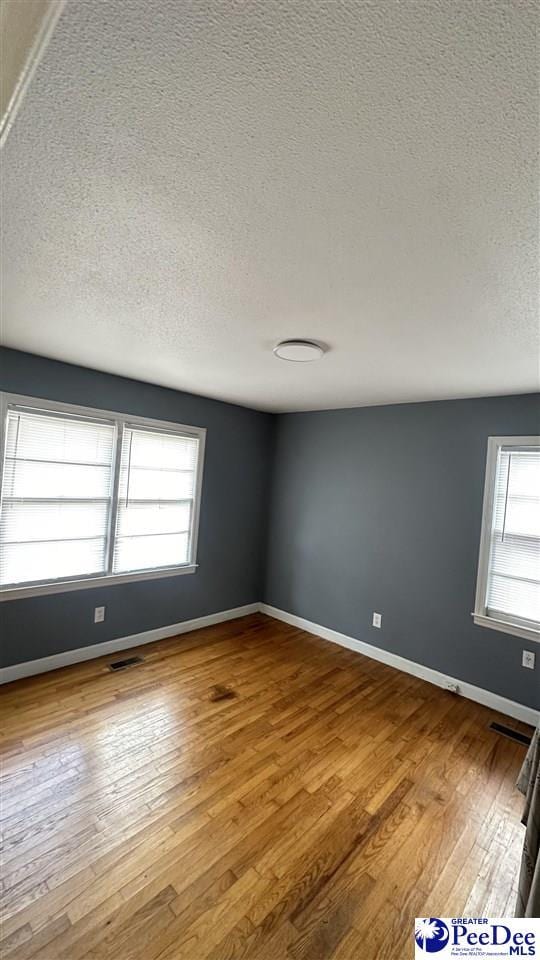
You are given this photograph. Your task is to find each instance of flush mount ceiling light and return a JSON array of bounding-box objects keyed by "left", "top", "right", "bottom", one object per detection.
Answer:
[{"left": 273, "top": 339, "right": 324, "bottom": 362}]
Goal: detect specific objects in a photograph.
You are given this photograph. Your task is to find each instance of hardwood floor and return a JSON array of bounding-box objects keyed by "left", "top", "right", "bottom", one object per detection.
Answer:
[{"left": 0, "top": 613, "right": 530, "bottom": 959}]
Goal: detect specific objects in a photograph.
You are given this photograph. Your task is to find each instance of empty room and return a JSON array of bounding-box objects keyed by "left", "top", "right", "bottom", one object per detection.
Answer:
[{"left": 0, "top": 0, "right": 539, "bottom": 957}]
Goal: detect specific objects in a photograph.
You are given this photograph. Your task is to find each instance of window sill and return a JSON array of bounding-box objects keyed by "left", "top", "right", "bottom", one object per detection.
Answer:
[
  {"left": 472, "top": 612, "right": 540, "bottom": 644},
  {"left": 0, "top": 564, "right": 198, "bottom": 602}
]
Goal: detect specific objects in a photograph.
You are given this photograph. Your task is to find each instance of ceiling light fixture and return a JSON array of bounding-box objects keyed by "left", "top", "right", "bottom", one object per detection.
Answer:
[{"left": 273, "top": 339, "right": 324, "bottom": 362}]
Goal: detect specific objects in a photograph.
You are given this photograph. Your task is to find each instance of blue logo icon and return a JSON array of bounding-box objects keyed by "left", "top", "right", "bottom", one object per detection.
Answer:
[{"left": 415, "top": 918, "right": 450, "bottom": 953}]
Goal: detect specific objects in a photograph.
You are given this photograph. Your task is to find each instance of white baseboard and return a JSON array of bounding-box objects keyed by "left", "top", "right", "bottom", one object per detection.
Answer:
[
  {"left": 259, "top": 604, "right": 539, "bottom": 728},
  {"left": 0, "top": 603, "right": 260, "bottom": 684},
  {"left": 3, "top": 600, "right": 538, "bottom": 728}
]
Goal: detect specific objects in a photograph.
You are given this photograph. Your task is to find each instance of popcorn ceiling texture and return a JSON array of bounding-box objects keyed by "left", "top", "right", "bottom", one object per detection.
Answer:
[{"left": 1, "top": 0, "right": 538, "bottom": 412}]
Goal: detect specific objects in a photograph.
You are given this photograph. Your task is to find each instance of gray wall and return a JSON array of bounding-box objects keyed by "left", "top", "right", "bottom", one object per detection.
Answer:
[
  {"left": 264, "top": 394, "right": 540, "bottom": 710},
  {"left": 0, "top": 348, "right": 274, "bottom": 667},
  {"left": 1, "top": 348, "right": 538, "bottom": 712}
]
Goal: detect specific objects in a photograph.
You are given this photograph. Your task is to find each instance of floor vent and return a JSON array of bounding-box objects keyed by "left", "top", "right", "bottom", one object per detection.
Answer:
[
  {"left": 489, "top": 721, "right": 531, "bottom": 746},
  {"left": 108, "top": 656, "right": 144, "bottom": 672}
]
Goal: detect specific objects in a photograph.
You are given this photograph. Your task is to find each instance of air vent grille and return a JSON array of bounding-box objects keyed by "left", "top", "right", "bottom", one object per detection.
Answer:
[
  {"left": 489, "top": 722, "right": 531, "bottom": 746},
  {"left": 108, "top": 656, "right": 144, "bottom": 672}
]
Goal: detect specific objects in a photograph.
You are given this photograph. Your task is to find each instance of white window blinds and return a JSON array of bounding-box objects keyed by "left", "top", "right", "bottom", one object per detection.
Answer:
[
  {"left": 0, "top": 398, "right": 204, "bottom": 596},
  {"left": 113, "top": 426, "right": 199, "bottom": 574},
  {"left": 485, "top": 445, "right": 540, "bottom": 629},
  {"left": 0, "top": 408, "right": 115, "bottom": 587}
]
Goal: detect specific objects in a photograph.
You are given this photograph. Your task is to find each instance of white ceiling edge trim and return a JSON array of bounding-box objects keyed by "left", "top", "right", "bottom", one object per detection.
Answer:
[{"left": 0, "top": 0, "right": 65, "bottom": 148}]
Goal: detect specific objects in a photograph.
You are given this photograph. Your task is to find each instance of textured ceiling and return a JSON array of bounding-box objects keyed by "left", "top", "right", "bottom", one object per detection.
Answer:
[{"left": 1, "top": 0, "right": 538, "bottom": 412}]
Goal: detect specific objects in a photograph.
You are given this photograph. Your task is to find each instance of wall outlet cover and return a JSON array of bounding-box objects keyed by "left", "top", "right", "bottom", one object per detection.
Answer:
[
  {"left": 372, "top": 612, "right": 381, "bottom": 628},
  {"left": 94, "top": 606, "right": 105, "bottom": 623},
  {"left": 522, "top": 650, "right": 535, "bottom": 670}
]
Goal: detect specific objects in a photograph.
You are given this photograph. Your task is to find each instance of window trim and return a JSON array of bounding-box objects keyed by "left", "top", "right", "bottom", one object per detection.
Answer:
[
  {"left": 473, "top": 435, "right": 540, "bottom": 644},
  {"left": 0, "top": 392, "right": 206, "bottom": 601}
]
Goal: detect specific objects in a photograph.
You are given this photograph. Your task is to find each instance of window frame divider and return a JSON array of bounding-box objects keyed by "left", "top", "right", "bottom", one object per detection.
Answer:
[{"left": 106, "top": 420, "right": 123, "bottom": 576}]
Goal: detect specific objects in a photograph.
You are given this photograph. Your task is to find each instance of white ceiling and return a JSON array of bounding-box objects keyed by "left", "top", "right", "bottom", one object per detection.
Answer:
[{"left": 1, "top": 0, "right": 538, "bottom": 412}]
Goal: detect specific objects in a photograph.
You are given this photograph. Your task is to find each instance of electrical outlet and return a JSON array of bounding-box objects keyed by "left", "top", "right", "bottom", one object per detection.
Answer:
[
  {"left": 522, "top": 650, "right": 535, "bottom": 670},
  {"left": 94, "top": 606, "right": 105, "bottom": 624},
  {"left": 372, "top": 612, "right": 381, "bottom": 628}
]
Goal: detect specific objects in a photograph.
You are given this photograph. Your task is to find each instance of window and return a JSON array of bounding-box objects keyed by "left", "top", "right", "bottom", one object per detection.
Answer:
[
  {"left": 474, "top": 436, "right": 540, "bottom": 642},
  {"left": 1, "top": 408, "right": 115, "bottom": 588},
  {"left": 113, "top": 425, "right": 199, "bottom": 574},
  {"left": 0, "top": 395, "right": 205, "bottom": 599}
]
